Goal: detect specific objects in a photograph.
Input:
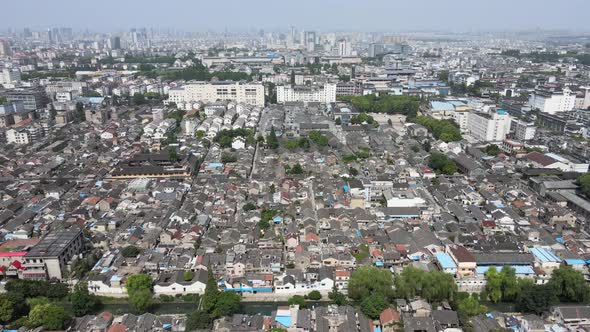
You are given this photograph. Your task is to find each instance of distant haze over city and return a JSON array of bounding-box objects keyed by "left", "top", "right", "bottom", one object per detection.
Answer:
[{"left": 2, "top": 0, "right": 590, "bottom": 32}]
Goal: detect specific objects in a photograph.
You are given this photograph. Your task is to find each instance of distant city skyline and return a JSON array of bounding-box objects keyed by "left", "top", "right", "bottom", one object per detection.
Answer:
[{"left": 2, "top": 0, "right": 590, "bottom": 33}]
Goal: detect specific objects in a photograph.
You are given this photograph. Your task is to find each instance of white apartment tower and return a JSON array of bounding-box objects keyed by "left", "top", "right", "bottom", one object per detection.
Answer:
[{"left": 467, "top": 109, "right": 512, "bottom": 142}]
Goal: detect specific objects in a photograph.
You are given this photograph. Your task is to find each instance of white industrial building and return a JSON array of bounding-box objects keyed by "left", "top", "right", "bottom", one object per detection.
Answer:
[
  {"left": 167, "top": 81, "right": 265, "bottom": 107},
  {"left": 276, "top": 83, "right": 337, "bottom": 104}
]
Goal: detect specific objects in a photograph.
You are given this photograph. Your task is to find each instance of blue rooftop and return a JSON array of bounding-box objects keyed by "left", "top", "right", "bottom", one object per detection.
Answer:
[
  {"left": 477, "top": 265, "right": 535, "bottom": 275},
  {"left": 430, "top": 101, "right": 455, "bottom": 111},
  {"left": 436, "top": 253, "right": 457, "bottom": 270},
  {"left": 564, "top": 259, "right": 586, "bottom": 266},
  {"left": 276, "top": 316, "right": 292, "bottom": 327},
  {"left": 530, "top": 248, "right": 562, "bottom": 263}
]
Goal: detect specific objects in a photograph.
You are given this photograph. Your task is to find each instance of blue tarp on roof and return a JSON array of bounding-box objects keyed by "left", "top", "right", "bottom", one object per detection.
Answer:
[
  {"left": 375, "top": 261, "right": 384, "bottom": 267},
  {"left": 343, "top": 185, "right": 349, "bottom": 193},
  {"left": 556, "top": 237, "right": 565, "bottom": 244},
  {"left": 374, "top": 327, "right": 382, "bottom": 332}
]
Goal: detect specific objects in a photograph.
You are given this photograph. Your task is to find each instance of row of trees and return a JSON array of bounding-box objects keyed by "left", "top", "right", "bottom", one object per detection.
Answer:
[
  {"left": 0, "top": 279, "right": 100, "bottom": 329},
  {"left": 140, "top": 63, "right": 252, "bottom": 81},
  {"left": 410, "top": 115, "right": 462, "bottom": 142},
  {"left": 340, "top": 95, "right": 421, "bottom": 118},
  {"left": 484, "top": 265, "right": 590, "bottom": 314},
  {"left": 347, "top": 266, "right": 458, "bottom": 319}
]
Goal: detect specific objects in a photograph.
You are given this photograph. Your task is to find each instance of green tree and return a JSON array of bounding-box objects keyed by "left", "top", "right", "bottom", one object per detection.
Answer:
[
  {"left": 201, "top": 268, "right": 220, "bottom": 313},
  {"left": 129, "top": 288, "right": 153, "bottom": 312},
  {"left": 428, "top": 153, "right": 457, "bottom": 175},
  {"left": 27, "top": 303, "right": 71, "bottom": 330},
  {"left": 335, "top": 117, "right": 341, "bottom": 125},
  {"left": 186, "top": 310, "right": 211, "bottom": 330},
  {"left": 308, "top": 130, "right": 329, "bottom": 146},
  {"left": 307, "top": 290, "right": 322, "bottom": 301},
  {"left": 0, "top": 294, "right": 15, "bottom": 323},
  {"left": 516, "top": 282, "right": 558, "bottom": 315},
  {"left": 328, "top": 284, "right": 348, "bottom": 305},
  {"left": 211, "top": 292, "right": 241, "bottom": 318},
  {"left": 500, "top": 266, "right": 519, "bottom": 301},
  {"left": 456, "top": 295, "right": 488, "bottom": 317},
  {"left": 360, "top": 295, "right": 389, "bottom": 319},
  {"left": 121, "top": 245, "right": 141, "bottom": 257},
  {"left": 71, "top": 283, "right": 101, "bottom": 316},
  {"left": 243, "top": 202, "right": 257, "bottom": 211},
  {"left": 133, "top": 93, "right": 146, "bottom": 105},
  {"left": 266, "top": 127, "right": 279, "bottom": 149},
  {"left": 349, "top": 266, "right": 395, "bottom": 302},
  {"left": 394, "top": 266, "right": 457, "bottom": 304},
  {"left": 577, "top": 173, "right": 590, "bottom": 198},
  {"left": 184, "top": 270, "right": 195, "bottom": 282},
  {"left": 126, "top": 274, "right": 153, "bottom": 293},
  {"left": 548, "top": 265, "right": 590, "bottom": 302},
  {"left": 410, "top": 116, "right": 462, "bottom": 142},
  {"left": 288, "top": 295, "right": 307, "bottom": 308},
  {"left": 484, "top": 144, "right": 502, "bottom": 156},
  {"left": 485, "top": 267, "right": 502, "bottom": 303},
  {"left": 287, "top": 163, "right": 304, "bottom": 175}
]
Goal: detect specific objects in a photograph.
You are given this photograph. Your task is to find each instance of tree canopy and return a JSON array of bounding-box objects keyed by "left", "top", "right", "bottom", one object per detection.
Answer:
[
  {"left": 340, "top": 95, "right": 420, "bottom": 118},
  {"left": 428, "top": 152, "right": 457, "bottom": 175},
  {"left": 410, "top": 116, "right": 462, "bottom": 142}
]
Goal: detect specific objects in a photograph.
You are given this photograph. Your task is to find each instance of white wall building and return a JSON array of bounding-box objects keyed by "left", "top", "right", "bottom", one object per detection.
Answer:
[
  {"left": 0, "top": 68, "right": 21, "bottom": 85},
  {"left": 453, "top": 110, "right": 469, "bottom": 132},
  {"left": 276, "top": 83, "right": 337, "bottom": 104},
  {"left": 467, "top": 109, "right": 512, "bottom": 142},
  {"left": 528, "top": 88, "right": 576, "bottom": 114},
  {"left": 167, "top": 81, "right": 265, "bottom": 107},
  {"left": 511, "top": 119, "right": 536, "bottom": 141}
]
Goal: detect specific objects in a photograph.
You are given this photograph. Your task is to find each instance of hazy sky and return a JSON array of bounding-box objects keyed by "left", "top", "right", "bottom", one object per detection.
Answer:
[{"left": 3, "top": 0, "right": 590, "bottom": 32}]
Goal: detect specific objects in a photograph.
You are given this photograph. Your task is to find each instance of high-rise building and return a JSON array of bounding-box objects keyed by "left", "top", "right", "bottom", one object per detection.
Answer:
[
  {"left": 305, "top": 31, "right": 316, "bottom": 52},
  {"left": 0, "top": 39, "right": 11, "bottom": 57},
  {"left": 107, "top": 36, "right": 122, "bottom": 50},
  {"left": 467, "top": 109, "right": 512, "bottom": 142},
  {"left": 338, "top": 39, "right": 351, "bottom": 56},
  {"left": 511, "top": 119, "right": 537, "bottom": 141}
]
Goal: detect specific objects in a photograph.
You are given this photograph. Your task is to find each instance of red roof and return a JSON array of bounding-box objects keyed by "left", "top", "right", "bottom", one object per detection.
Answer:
[
  {"left": 0, "top": 251, "right": 27, "bottom": 257},
  {"left": 525, "top": 151, "right": 557, "bottom": 166},
  {"left": 107, "top": 324, "right": 127, "bottom": 332},
  {"left": 380, "top": 307, "right": 400, "bottom": 324},
  {"left": 482, "top": 220, "right": 497, "bottom": 228}
]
